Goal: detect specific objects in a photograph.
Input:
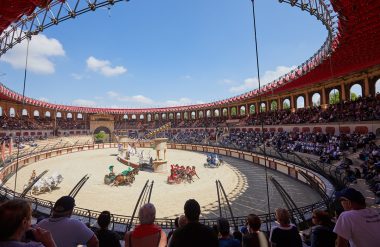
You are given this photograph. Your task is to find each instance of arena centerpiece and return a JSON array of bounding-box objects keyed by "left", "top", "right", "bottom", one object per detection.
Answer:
[{"left": 152, "top": 138, "right": 168, "bottom": 173}]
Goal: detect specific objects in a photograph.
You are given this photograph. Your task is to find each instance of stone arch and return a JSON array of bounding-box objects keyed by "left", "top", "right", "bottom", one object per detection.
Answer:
[
  {"left": 131, "top": 114, "right": 137, "bottom": 120},
  {"left": 198, "top": 111, "right": 204, "bottom": 118},
  {"left": 176, "top": 112, "right": 181, "bottom": 120},
  {"left": 22, "top": 109, "right": 28, "bottom": 116},
  {"left": 45, "top": 111, "right": 51, "bottom": 118},
  {"left": 147, "top": 114, "right": 152, "bottom": 122},
  {"left": 67, "top": 112, "right": 73, "bottom": 119},
  {"left": 311, "top": 93, "right": 321, "bottom": 106},
  {"left": 123, "top": 114, "right": 128, "bottom": 119},
  {"left": 222, "top": 108, "right": 228, "bottom": 117},
  {"left": 191, "top": 111, "right": 196, "bottom": 119},
  {"left": 56, "top": 112, "right": 62, "bottom": 118},
  {"left": 350, "top": 83, "right": 362, "bottom": 100},
  {"left": 162, "top": 113, "right": 167, "bottom": 120},
  {"left": 33, "top": 110, "right": 40, "bottom": 117},
  {"left": 296, "top": 96, "right": 305, "bottom": 109},
  {"left": 94, "top": 126, "right": 111, "bottom": 135},
  {"left": 214, "top": 109, "right": 220, "bottom": 117},
  {"left": 206, "top": 110, "right": 211, "bottom": 118},
  {"left": 77, "top": 113, "right": 83, "bottom": 119},
  {"left": 240, "top": 106, "right": 246, "bottom": 116},
  {"left": 9, "top": 108, "right": 16, "bottom": 117},
  {"left": 184, "top": 112, "right": 188, "bottom": 120},
  {"left": 230, "top": 107, "right": 237, "bottom": 116},
  {"left": 376, "top": 78, "right": 380, "bottom": 94},
  {"left": 169, "top": 113, "right": 174, "bottom": 120},
  {"left": 139, "top": 114, "right": 144, "bottom": 120},
  {"left": 260, "top": 102, "right": 266, "bottom": 112},
  {"left": 282, "top": 99, "right": 290, "bottom": 109},
  {"left": 270, "top": 100, "right": 278, "bottom": 111},
  {"left": 249, "top": 104, "right": 256, "bottom": 114},
  {"left": 329, "top": 88, "right": 340, "bottom": 104}
]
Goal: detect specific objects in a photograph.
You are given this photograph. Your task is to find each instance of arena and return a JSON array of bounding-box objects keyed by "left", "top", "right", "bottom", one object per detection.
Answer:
[{"left": 1, "top": 0, "right": 380, "bottom": 247}]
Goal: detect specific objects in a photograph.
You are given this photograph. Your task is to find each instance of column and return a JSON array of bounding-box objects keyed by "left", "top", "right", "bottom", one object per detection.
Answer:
[
  {"left": 290, "top": 94, "right": 295, "bottom": 112},
  {"left": 364, "top": 76, "right": 370, "bottom": 96},
  {"left": 340, "top": 82, "right": 346, "bottom": 101},
  {"left": 305, "top": 92, "right": 310, "bottom": 108}
]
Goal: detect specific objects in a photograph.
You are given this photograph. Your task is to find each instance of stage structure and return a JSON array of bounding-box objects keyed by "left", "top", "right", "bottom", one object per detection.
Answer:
[{"left": 152, "top": 138, "right": 168, "bottom": 173}]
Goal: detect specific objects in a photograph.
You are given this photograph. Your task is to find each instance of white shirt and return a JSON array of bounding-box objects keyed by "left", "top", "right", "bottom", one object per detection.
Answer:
[
  {"left": 333, "top": 208, "right": 380, "bottom": 247},
  {"left": 37, "top": 217, "right": 94, "bottom": 247}
]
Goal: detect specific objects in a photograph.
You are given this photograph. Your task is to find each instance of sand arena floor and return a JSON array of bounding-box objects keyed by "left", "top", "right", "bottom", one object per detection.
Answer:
[
  {"left": 5, "top": 148, "right": 245, "bottom": 218},
  {"left": 5, "top": 148, "right": 321, "bottom": 218}
]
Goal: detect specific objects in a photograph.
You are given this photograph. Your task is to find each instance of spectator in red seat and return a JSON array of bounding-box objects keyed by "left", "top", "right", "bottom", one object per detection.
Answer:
[
  {"left": 95, "top": 211, "right": 120, "bottom": 247},
  {"left": 124, "top": 203, "right": 167, "bottom": 247},
  {"left": 169, "top": 199, "right": 218, "bottom": 247},
  {"left": 37, "top": 196, "right": 98, "bottom": 247},
  {"left": 334, "top": 188, "right": 380, "bottom": 247},
  {"left": 0, "top": 199, "right": 56, "bottom": 247},
  {"left": 269, "top": 208, "right": 302, "bottom": 247}
]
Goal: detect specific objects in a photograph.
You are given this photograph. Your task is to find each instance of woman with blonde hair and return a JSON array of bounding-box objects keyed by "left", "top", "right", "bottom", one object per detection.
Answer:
[{"left": 269, "top": 208, "right": 302, "bottom": 247}]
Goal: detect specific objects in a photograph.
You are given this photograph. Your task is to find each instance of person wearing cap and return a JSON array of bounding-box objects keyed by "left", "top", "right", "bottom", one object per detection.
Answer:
[
  {"left": 334, "top": 187, "right": 380, "bottom": 247},
  {"left": 37, "top": 196, "right": 99, "bottom": 247}
]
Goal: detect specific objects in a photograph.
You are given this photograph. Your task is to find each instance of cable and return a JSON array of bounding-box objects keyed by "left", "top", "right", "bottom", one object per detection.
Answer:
[
  {"left": 250, "top": 0, "right": 271, "bottom": 231},
  {"left": 13, "top": 37, "right": 31, "bottom": 196}
]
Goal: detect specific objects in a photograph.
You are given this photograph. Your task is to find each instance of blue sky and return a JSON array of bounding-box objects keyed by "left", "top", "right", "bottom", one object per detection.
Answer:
[{"left": 0, "top": 0, "right": 327, "bottom": 108}]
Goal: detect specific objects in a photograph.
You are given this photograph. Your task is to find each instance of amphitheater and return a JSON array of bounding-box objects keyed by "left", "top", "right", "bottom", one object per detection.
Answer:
[{"left": 0, "top": 0, "right": 380, "bottom": 237}]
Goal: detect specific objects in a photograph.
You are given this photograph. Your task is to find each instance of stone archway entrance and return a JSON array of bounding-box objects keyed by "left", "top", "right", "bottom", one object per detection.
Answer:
[{"left": 89, "top": 114, "right": 115, "bottom": 142}]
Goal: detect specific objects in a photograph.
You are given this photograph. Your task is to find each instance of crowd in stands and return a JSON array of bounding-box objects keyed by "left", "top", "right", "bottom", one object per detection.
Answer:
[
  {"left": 1, "top": 188, "right": 380, "bottom": 247},
  {"left": 0, "top": 116, "right": 87, "bottom": 130}
]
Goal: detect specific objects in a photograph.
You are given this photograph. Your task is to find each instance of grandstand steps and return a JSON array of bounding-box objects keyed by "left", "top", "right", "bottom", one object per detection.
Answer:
[{"left": 349, "top": 178, "right": 379, "bottom": 208}]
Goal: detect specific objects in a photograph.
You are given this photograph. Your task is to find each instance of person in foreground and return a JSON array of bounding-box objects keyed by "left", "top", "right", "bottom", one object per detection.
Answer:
[
  {"left": 95, "top": 211, "right": 120, "bottom": 247},
  {"left": 334, "top": 187, "right": 380, "bottom": 247},
  {"left": 269, "top": 208, "right": 302, "bottom": 247},
  {"left": 242, "top": 214, "right": 268, "bottom": 247},
  {"left": 37, "top": 196, "right": 99, "bottom": 247},
  {"left": 217, "top": 218, "right": 240, "bottom": 247},
  {"left": 310, "top": 209, "right": 336, "bottom": 247},
  {"left": 124, "top": 203, "right": 167, "bottom": 247},
  {"left": 169, "top": 199, "right": 218, "bottom": 247},
  {"left": 0, "top": 199, "right": 56, "bottom": 247}
]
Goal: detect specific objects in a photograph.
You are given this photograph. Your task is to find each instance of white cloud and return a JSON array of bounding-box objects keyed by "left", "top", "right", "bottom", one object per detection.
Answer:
[
  {"left": 229, "top": 65, "right": 296, "bottom": 93},
  {"left": 39, "top": 97, "right": 49, "bottom": 102},
  {"left": 107, "top": 91, "right": 119, "bottom": 98},
  {"left": 72, "top": 99, "right": 97, "bottom": 107},
  {"left": 180, "top": 75, "right": 192, "bottom": 80},
  {"left": 220, "top": 79, "right": 235, "bottom": 85},
  {"left": 0, "top": 33, "right": 65, "bottom": 74},
  {"left": 71, "top": 73, "right": 86, "bottom": 80},
  {"left": 86, "top": 56, "right": 127, "bottom": 77},
  {"left": 164, "top": 97, "right": 192, "bottom": 106}
]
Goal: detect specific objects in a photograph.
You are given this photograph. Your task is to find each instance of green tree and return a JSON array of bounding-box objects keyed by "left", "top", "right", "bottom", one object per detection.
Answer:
[
  {"left": 95, "top": 131, "right": 107, "bottom": 143},
  {"left": 283, "top": 101, "right": 290, "bottom": 109},
  {"left": 329, "top": 91, "right": 340, "bottom": 104},
  {"left": 350, "top": 92, "right": 358, "bottom": 101}
]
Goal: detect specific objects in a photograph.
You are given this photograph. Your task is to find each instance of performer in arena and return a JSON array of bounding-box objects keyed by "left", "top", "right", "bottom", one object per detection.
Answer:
[
  {"left": 108, "top": 165, "right": 115, "bottom": 177},
  {"left": 29, "top": 170, "right": 36, "bottom": 184}
]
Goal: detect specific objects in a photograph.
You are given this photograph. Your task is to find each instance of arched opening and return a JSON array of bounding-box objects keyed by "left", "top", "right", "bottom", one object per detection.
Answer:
[
  {"left": 283, "top": 99, "right": 290, "bottom": 109},
  {"left": 230, "top": 107, "right": 237, "bottom": 116},
  {"left": 350, "top": 83, "right": 362, "bottom": 100},
  {"left": 169, "top": 113, "right": 174, "bottom": 120},
  {"left": 10, "top": 108, "right": 16, "bottom": 117},
  {"left": 56, "top": 112, "right": 62, "bottom": 118},
  {"left": 176, "top": 112, "right": 181, "bottom": 120},
  {"left": 191, "top": 111, "right": 196, "bottom": 119},
  {"left": 22, "top": 109, "right": 28, "bottom": 116},
  {"left": 147, "top": 114, "right": 152, "bottom": 122},
  {"left": 240, "top": 106, "right": 246, "bottom": 116},
  {"left": 249, "top": 104, "right": 256, "bottom": 114},
  {"left": 123, "top": 114, "right": 128, "bottom": 119},
  {"left": 329, "top": 89, "right": 340, "bottom": 104},
  {"left": 198, "top": 111, "right": 204, "bottom": 118},
  {"left": 296, "top": 96, "right": 305, "bottom": 109},
  {"left": 214, "top": 109, "right": 220, "bottom": 117},
  {"left": 33, "top": 110, "right": 40, "bottom": 117},
  {"left": 162, "top": 113, "right": 167, "bottom": 120},
  {"left": 222, "top": 108, "right": 228, "bottom": 117},
  {"left": 0, "top": 107, "right": 3, "bottom": 117},
  {"left": 139, "top": 114, "right": 144, "bottom": 120},
  {"left": 45, "top": 111, "right": 51, "bottom": 118},
  {"left": 311, "top": 93, "right": 321, "bottom": 106},
  {"left": 376, "top": 78, "right": 380, "bottom": 94},
  {"left": 184, "top": 112, "right": 188, "bottom": 120},
  {"left": 271, "top": 101, "right": 278, "bottom": 111},
  {"left": 67, "top": 113, "right": 73, "bottom": 119},
  {"left": 77, "top": 113, "right": 83, "bottom": 119},
  {"left": 206, "top": 110, "right": 211, "bottom": 118},
  {"left": 154, "top": 114, "right": 159, "bottom": 121},
  {"left": 260, "top": 103, "right": 266, "bottom": 112},
  {"left": 131, "top": 114, "right": 136, "bottom": 120},
  {"left": 93, "top": 126, "right": 111, "bottom": 143}
]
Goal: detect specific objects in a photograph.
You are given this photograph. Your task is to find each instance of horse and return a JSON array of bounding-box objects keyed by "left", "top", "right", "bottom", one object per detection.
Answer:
[
  {"left": 29, "top": 178, "right": 51, "bottom": 195},
  {"left": 112, "top": 174, "right": 135, "bottom": 186}
]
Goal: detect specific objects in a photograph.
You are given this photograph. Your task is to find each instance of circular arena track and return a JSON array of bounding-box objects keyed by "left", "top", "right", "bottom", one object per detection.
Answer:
[{"left": 5, "top": 148, "right": 321, "bottom": 219}]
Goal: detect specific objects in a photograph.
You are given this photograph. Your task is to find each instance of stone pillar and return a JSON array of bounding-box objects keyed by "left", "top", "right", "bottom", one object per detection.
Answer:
[
  {"left": 305, "top": 92, "right": 310, "bottom": 108},
  {"left": 364, "top": 76, "right": 370, "bottom": 96},
  {"left": 321, "top": 87, "right": 327, "bottom": 109},
  {"left": 341, "top": 82, "right": 346, "bottom": 101},
  {"left": 290, "top": 94, "right": 295, "bottom": 112}
]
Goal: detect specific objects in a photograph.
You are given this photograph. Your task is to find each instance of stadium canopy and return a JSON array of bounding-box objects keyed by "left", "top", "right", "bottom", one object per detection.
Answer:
[{"left": 0, "top": 0, "right": 379, "bottom": 114}]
